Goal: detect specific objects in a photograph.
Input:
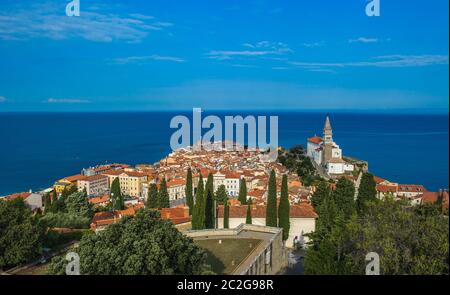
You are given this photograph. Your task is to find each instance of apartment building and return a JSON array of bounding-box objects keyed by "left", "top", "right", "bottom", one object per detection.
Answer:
[
  {"left": 77, "top": 174, "right": 109, "bottom": 197},
  {"left": 102, "top": 170, "right": 148, "bottom": 197}
]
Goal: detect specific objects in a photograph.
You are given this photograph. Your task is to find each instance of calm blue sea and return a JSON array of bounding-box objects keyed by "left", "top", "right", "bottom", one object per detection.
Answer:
[{"left": 0, "top": 112, "right": 448, "bottom": 195}]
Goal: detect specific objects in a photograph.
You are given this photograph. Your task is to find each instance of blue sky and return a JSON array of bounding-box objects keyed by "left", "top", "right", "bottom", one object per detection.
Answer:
[{"left": 0, "top": 0, "right": 448, "bottom": 112}]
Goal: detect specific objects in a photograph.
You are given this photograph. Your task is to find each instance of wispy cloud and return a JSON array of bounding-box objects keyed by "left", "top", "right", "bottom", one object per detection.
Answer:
[
  {"left": 0, "top": 2, "right": 173, "bottom": 43},
  {"left": 44, "top": 98, "right": 91, "bottom": 104},
  {"left": 289, "top": 55, "right": 449, "bottom": 70},
  {"left": 348, "top": 37, "right": 379, "bottom": 43},
  {"left": 207, "top": 41, "right": 292, "bottom": 60},
  {"left": 112, "top": 55, "right": 186, "bottom": 65},
  {"left": 301, "top": 41, "right": 325, "bottom": 48},
  {"left": 0, "top": 96, "right": 6, "bottom": 102}
]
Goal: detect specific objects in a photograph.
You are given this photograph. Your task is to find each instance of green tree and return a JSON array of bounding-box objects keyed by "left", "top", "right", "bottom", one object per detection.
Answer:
[
  {"left": 192, "top": 175, "right": 205, "bottom": 230},
  {"left": 333, "top": 177, "right": 355, "bottom": 219},
  {"left": 356, "top": 172, "right": 377, "bottom": 213},
  {"left": 311, "top": 181, "right": 331, "bottom": 209},
  {"left": 343, "top": 198, "right": 449, "bottom": 275},
  {"left": 185, "top": 168, "right": 194, "bottom": 215},
  {"left": 305, "top": 196, "right": 449, "bottom": 275},
  {"left": 147, "top": 183, "right": 158, "bottom": 209},
  {"left": 50, "top": 190, "right": 66, "bottom": 213},
  {"left": 266, "top": 169, "right": 278, "bottom": 227},
  {"left": 238, "top": 178, "right": 247, "bottom": 204},
  {"left": 204, "top": 173, "right": 215, "bottom": 229},
  {"left": 215, "top": 184, "right": 229, "bottom": 228},
  {"left": 215, "top": 184, "right": 228, "bottom": 204},
  {"left": 158, "top": 178, "right": 170, "bottom": 208},
  {"left": 246, "top": 199, "right": 252, "bottom": 224},
  {"left": 47, "top": 209, "right": 209, "bottom": 275},
  {"left": 65, "top": 191, "right": 93, "bottom": 219},
  {"left": 224, "top": 201, "right": 230, "bottom": 229},
  {"left": 0, "top": 198, "right": 44, "bottom": 269},
  {"left": 110, "top": 177, "right": 123, "bottom": 210},
  {"left": 278, "top": 174, "right": 290, "bottom": 241},
  {"left": 44, "top": 192, "right": 52, "bottom": 212}
]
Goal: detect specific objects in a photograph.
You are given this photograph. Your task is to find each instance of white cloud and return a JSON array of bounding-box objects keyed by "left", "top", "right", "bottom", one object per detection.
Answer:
[
  {"left": 0, "top": 96, "right": 5, "bottom": 102},
  {"left": 289, "top": 55, "right": 449, "bottom": 69},
  {"left": 0, "top": 2, "right": 173, "bottom": 43},
  {"left": 349, "top": 37, "right": 379, "bottom": 43},
  {"left": 112, "top": 55, "right": 185, "bottom": 64},
  {"left": 45, "top": 98, "right": 91, "bottom": 104},
  {"left": 208, "top": 41, "right": 292, "bottom": 60},
  {"left": 301, "top": 41, "right": 325, "bottom": 48}
]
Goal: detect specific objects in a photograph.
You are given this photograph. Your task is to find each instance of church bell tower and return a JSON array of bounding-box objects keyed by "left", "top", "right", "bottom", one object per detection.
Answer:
[{"left": 323, "top": 114, "right": 333, "bottom": 144}]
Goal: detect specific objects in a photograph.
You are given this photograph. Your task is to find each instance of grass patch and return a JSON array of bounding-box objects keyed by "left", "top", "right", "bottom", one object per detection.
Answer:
[{"left": 195, "top": 238, "right": 261, "bottom": 274}]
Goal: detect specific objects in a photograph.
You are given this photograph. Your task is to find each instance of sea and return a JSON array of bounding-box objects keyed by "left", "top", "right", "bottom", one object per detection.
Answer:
[{"left": 0, "top": 111, "right": 448, "bottom": 196}]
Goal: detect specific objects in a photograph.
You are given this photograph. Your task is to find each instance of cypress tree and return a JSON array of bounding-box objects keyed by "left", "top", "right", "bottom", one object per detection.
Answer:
[
  {"left": 238, "top": 178, "right": 247, "bottom": 204},
  {"left": 185, "top": 168, "right": 194, "bottom": 215},
  {"left": 44, "top": 193, "right": 52, "bottom": 213},
  {"left": 111, "top": 177, "right": 123, "bottom": 210},
  {"left": 316, "top": 189, "right": 339, "bottom": 237},
  {"left": 311, "top": 180, "right": 331, "bottom": 209},
  {"left": 224, "top": 201, "right": 230, "bottom": 229},
  {"left": 192, "top": 175, "right": 205, "bottom": 230},
  {"left": 266, "top": 169, "right": 278, "bottom": 227},
  {"left": 215, "top": 184, "right": 228, "bottom": 204},
  {"left": 246, "top": 199, "right": 252, "bottom": 224},
  {"left": 158, "top": 179, "right": 170, "bottom": 208},
  {"left": 356, "top": 172, "right": 377, "bottom": 213},
  {"left": 333, "top": 177, "right": 355, "bottom": 219},
  {"left": 147, "top": 183, "right": 158, "bottom": 209},
  {"left": 204, "top": 173, "right": 215, "bottom": 229},
  {"left": 278, "top": 174, "right": 290, "bottom": 241}
]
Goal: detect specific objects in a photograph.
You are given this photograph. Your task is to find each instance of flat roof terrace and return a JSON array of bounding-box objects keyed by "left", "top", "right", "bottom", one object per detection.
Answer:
[{"left": 186, "top": 224, "right": 283, "bottom": 275}]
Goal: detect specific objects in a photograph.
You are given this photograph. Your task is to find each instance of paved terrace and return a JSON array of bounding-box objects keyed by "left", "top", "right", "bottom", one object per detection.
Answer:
[{"left": 185, "top": 224, "right": 284, "bottom": 275}]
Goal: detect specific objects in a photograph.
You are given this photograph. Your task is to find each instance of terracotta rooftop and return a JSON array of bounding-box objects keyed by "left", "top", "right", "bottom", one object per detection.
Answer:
[
  {"left": 88, "top": 195, "right": 110, "bottom": 205},
  {"left": 65, "top": 174, "right": 87, "bottom": 182},
  {"left": 308, "top": 136, "right": 323, "bottom": 144},
  {"left": 5, "top": 192, "right": 32, "bottom": 200},
  {"left": 398, "top": 184, "right": 427, "bottom": 193}
]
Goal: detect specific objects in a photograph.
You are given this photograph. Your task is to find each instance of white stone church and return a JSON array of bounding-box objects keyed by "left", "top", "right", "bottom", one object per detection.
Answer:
[{"left": 307, "top": 115, "right": 354, "bottom": 176}]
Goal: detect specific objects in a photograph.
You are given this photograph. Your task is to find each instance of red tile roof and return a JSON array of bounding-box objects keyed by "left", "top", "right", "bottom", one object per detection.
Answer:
[
  {"left": 88, "top": 195, "right": 110, "bottom": 205},
  {"left": 421, "top": 191, "right": 449, "bottom": 210},
  {"left": 308, "top": 136, "right": 323, "bottom": 144},
  {"left": 5, "top": 192, "right": 32, "bottom": 200},
  {"left": 376, "top": 184, "right": 398, "bottom": 193},
  {"left": 167, "top": 179, "right": 186, "bottom": 187},
  {"left": 225, "top": 171, "right": 241, "bottom": 179},
  {"left": 373, "top": 175, "right": 386, "bottom": 184},
  {"left": 81, "top": 174, "right": 108, "bottom": 182},
  {"left": 65, "top": 174, "right": 87, "bottom": 182},
  {"left": 398, "top": 184, "right": 427, "bottom": 193}
]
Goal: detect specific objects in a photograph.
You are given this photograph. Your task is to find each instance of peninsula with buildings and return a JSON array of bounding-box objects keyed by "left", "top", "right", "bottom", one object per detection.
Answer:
[{"left": 1, "top": 115, "right": 448, "bottom": 275}]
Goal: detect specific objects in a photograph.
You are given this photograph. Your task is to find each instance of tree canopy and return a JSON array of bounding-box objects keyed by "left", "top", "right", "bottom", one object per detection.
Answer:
[
  {"left": 305, "top": 197, "right": 449, "bottom": 275},
  {"left": 265, "top": 169, "right": 278, "bottom": 227},
  {"left": 48, "top": 209, "right": 209, "bottom": 275},
  {"left": 192, "top": 175, "right": 205, "bottom": 230},
  {"left": 110, "top": 178, "right": 124, "bottom": 210},
  {"left": 238, "top": 178, "right": 247, "bottom": 204},
  {"left": 356, "top": 172, "right": 377, "bottom": 213},
  {"left": 185, "top": 168, "right": 194, "bottom": 215},
  {"left": 147, "top": 183, "right": 158, "bottom": 209},
  {"left": 158, "top": 179, "right": 170, "bottom": 208},
  {"left": 278, "top": 174, "right": 290, "bottom": 241},
  {"left": 0, "top": 198, "right": 44, "bottom": 269}
]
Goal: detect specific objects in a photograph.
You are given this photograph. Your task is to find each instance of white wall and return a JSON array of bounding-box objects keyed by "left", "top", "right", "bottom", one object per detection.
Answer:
[
  {"left": 327, "top": 163, "right": 344, "bottom": 174},
  {"left": 217, "top": 217, "right": 316, "bottom": 248}
]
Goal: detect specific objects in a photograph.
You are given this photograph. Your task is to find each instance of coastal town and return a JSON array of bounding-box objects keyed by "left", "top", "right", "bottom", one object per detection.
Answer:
[{"left": 1, "top": 115, "right": 448, "bottom": 275}]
